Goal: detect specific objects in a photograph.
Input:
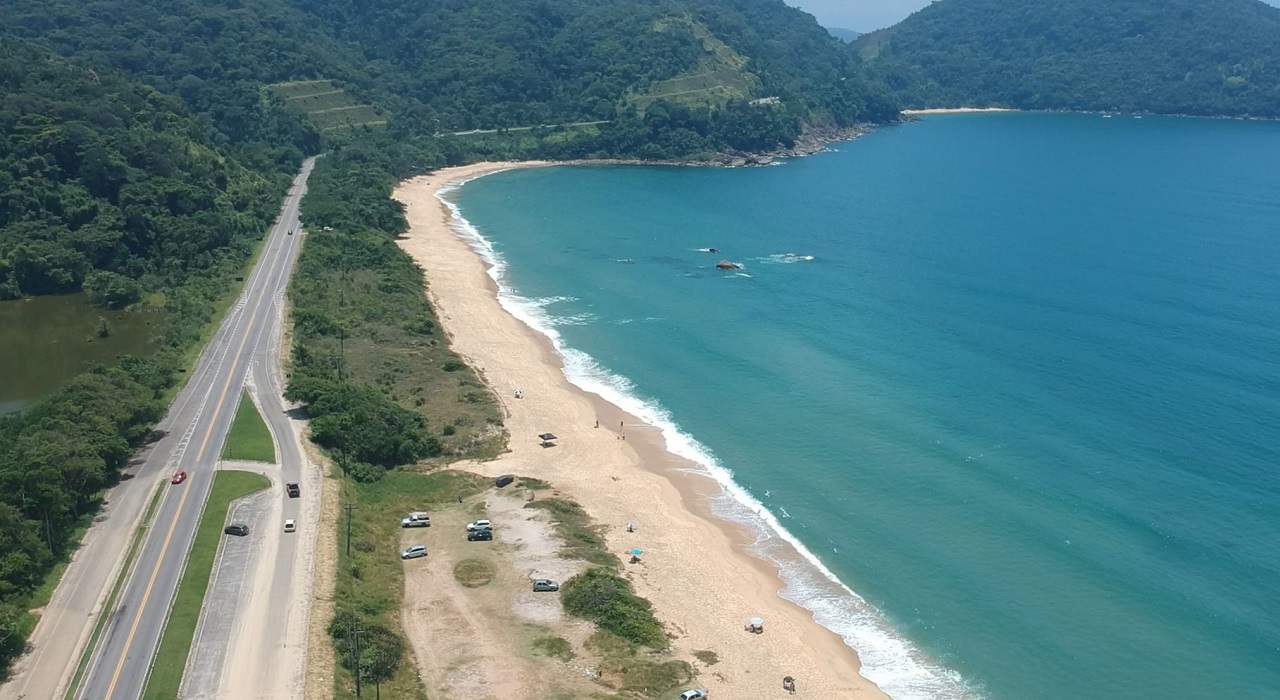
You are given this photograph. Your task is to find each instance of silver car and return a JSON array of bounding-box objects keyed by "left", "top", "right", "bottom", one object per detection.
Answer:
[{"left": 400, "top": 544, "right": 427, "bottom": 560}]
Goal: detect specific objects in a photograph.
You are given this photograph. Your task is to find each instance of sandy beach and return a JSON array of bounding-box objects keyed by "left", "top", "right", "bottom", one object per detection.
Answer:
[
  {"left": 901, "top": 107, "right": 1015, "bottom": 115},
  {"left": 392, "top": 163, "right": 889, "bottom": 699}
]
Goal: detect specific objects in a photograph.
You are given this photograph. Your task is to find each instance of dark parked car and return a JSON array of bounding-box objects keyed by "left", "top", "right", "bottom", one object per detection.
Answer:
[
  {"left": 467, "top": 529, "right": 493, "bottom": 542},
  {"left": 494, "top": 474, "right": 515, "bottom": 488},
  {"left": 286, "top": 482, "right": 300, "bottom": 498},
  {"left": 224, "top": 524, "right": 250, "bottom": 537},
  {"left": 532, "top": 579, "right": 559, "bottom": 592}
]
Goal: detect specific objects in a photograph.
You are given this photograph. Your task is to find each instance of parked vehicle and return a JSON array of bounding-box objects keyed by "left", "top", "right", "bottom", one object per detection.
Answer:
[
  {"left": 401, "top": 512, "right": 431, "bottom": 528},
  {"left": 224, "top": 524, "right": 250, "bottom": 537},
  {"left": 286, "top": 482, "right": 300, "bottom": 498},
  {"left": 494, "top": 474, "right": 515, "bottom": 488},
  {"left": 678, "top": 690, "right": 708, "bottom": 700},
  {"left": 401, "top": 544, "right": 427, "bottom": 560},
  {"left": 467, "top": 529, "right": 493, "bottom": 542},
  {"left": 283, "top": 519, "right": 296, "bottom": 533},
  {"left": 466, "top": 519, "right": 492, "bottom": 532},
  {"left": 532, "top": 579, "right": 559, "bottom": 592},
  {"left": 171, "top": 470, "right": 187, "bottom": 485}
]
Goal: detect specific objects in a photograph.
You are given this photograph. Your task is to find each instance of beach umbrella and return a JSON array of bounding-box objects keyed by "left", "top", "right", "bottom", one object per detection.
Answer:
[
  {"left": 538, "top": 433, "right": 557, "bottom": 441},
  {"left": 629, "top": 548, "right": 643, "bottom": 556},
  {"left": 784, "top": 676, "right": 794, "bottom": 683},
  {"left": 749, "top": 617, "right": 764, "bottom": 627}
]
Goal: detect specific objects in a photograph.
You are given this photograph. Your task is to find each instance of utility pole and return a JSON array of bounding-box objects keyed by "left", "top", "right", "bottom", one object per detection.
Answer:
[
  {"left": 344, "top": 502, "right": 355, "bottom": 557},
  {"left": 352, "top": 624, "right": 366, "bottom": 698}
]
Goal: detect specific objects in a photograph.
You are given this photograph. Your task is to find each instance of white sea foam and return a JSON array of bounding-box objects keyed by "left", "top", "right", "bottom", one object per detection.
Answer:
[
  {"left": 436, "top": 174, "right": 978, "bottom": 700},
  {"left": 759, "top": 252, "right": 817, "bottom": 264}
]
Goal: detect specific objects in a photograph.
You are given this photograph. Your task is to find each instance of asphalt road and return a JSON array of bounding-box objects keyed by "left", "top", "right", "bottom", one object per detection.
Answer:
[
  {"left": 179, "top": 486, "right": 271, "bottom": 699},
  {"left": 62, "top": 158, "right": 317, "bottom": 700},
  {"left": 177, "top": 262, "right": 319, "bottom": 698}
]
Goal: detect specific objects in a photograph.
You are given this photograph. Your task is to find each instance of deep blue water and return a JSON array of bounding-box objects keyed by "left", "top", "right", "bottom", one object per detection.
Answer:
[{"left": 453, "top": 113, "right": 1280, "bottom": 699}]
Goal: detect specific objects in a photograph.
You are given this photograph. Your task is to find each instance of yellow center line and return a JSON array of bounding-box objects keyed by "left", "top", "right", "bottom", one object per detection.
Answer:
[{"left": 99, "top": 211, "right": 294, "bottom": 699}]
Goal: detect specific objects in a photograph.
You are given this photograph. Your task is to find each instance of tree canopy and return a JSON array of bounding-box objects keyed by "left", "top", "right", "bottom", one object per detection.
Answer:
[{"left": 856, "top": 0, "right": 1280, "bottom": 117}]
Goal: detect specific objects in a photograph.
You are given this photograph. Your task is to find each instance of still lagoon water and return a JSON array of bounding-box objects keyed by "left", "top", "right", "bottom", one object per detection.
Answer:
[
  {"left": 453, "top": 113, "right": 1280, "bottom": 698},
  {"left": 0, "top": 293, "right": 160, "bottom": 413}
]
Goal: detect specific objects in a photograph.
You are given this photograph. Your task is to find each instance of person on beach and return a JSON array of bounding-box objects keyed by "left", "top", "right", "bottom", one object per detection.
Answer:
[{"left": 595, "top": 419, "right": 599, "bottom": 428}]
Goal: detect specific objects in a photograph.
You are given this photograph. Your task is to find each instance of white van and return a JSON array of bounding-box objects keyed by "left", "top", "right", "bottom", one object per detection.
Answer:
[{"left": 283, "top": 519, "right": 296, "bottom": 533}]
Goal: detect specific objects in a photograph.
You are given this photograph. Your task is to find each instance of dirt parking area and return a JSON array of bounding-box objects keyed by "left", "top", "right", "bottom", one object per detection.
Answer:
[{"left": 400, "top": 488, "right": 598, "bottom": 700}]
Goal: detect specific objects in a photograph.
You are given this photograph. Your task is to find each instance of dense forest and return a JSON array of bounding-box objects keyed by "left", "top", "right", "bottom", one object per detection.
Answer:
[
  {"left": 856, "top": 0, "right": 1280, "bottom": 116},
  {"left": 4, "top": 0, "right": 899, "bottom": 160}
]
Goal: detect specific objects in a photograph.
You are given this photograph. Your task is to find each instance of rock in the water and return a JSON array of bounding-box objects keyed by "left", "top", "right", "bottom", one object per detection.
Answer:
[{"left": 716, "top": 260, "right": 741, "bottom": 270}]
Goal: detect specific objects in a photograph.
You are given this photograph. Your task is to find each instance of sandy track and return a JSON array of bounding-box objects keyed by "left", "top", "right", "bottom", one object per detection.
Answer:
[{"left": 400, "top": 494, "right": 596, "bottom": 700}]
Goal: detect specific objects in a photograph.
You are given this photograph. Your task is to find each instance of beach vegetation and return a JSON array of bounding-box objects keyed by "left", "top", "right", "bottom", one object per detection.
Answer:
[
  {"left": 526, "top": 498, "right": 620, "bottom": 567},
  {"left": 692, "top": 650, "right": 719, "bottom": 665},
  {"left": 561, "top": 568, "right": 666, "bottom": 648},
  {"left": 857, "top": 0, "right": 1280, "bottom": 117},
  {"left": 587, "top": 630, "right": 694, "bottom": 697},
  {"left": 287, "top": 152, "right": 506, "bottom": 473}
]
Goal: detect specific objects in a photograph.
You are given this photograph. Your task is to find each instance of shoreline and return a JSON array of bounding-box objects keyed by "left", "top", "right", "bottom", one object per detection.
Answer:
[
  {"left": 393, "top": 163, "right": 897, "bottom": 698},
  {"left": 901, "top": 107, "right": 1017, "bottom": 115}
]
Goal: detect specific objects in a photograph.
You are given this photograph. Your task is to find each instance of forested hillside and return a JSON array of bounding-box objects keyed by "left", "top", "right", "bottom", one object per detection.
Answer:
[
  {"left": 856, "top": 0, "right": 1280, "bottom": 116},
  {"left": 4, "top": 0, "right": 898, "bottom": 161}
]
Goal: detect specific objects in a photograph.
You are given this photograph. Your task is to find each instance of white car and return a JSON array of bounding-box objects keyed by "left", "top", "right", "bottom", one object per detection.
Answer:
[
  {"left": 283, "top": 519, "right": 296, "bottom": 533},
  {"left": 678, "top": 690, "right": 708, "bottom": 700},
  {"left": 466, "top": 519, "right": 492, "bottom": 532},
  {"left": 401, "top": 544, "right": 427, "bottom": 560}
]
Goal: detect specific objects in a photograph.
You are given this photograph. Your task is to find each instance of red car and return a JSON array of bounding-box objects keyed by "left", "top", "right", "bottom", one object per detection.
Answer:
[{"left": 171, "top": 470, "right": 187, "bottom": 485}]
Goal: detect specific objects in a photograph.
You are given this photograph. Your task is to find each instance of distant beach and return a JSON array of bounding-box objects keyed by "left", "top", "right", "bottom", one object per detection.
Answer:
[
  {"left": 901, "top": 107, "right": 1016, "bottom": 115},
  {"left": 392, "top": 163, "right": 891, "bottom": 699}
]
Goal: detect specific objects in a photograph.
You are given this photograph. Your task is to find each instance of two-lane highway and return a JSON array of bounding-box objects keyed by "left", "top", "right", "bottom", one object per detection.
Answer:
[{"left": 71, "top": 158, "right": 316, "bottom": 700}]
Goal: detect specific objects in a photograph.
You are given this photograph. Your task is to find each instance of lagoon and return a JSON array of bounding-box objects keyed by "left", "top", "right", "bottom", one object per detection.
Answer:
[{"left": 0, "top": 293, "right": 162, "bottom": 414}]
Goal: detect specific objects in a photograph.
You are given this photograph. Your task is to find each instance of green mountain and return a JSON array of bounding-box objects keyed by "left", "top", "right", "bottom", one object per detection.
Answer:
[
  {"left": 0, "top": 38, "right": 284, "bottom": 308},
  {"left": 856, "top": 0, "right": 1280, "bottom": 117},
  {"left": 3, "top": 0, "right": 899, "bottom": 161}
]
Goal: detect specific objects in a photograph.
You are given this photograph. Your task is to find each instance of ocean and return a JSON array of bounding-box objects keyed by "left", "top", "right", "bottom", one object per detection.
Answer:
[{"left": 446, "top": 112, "right": 1280, "bottom": 699}]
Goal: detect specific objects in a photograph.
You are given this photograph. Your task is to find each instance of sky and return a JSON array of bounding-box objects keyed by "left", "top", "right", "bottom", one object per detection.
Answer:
[{"left": 791, "top": 0, "right": 1280, "bottom": 34}]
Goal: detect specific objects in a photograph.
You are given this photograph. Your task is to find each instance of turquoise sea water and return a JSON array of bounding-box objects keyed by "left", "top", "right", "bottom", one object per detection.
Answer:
[{"left": 450, "top": 113, "right": 1280, "bottom": 699}]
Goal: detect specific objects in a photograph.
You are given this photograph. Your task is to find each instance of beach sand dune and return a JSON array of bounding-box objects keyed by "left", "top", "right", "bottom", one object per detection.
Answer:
[{"left": 393, "top": 163, "right": 889, "bottom": 699}]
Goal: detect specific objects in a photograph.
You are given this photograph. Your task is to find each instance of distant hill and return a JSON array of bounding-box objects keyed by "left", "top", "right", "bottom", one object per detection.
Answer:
[
  {"left": 2, "top": 0, "right": 899, "bottom": 159},
  {"left": 856, "top": 0, "right": 1280, "bottom": 117},
  {"left": 827, "top": 27, "right": 863, "bottom": 43}
]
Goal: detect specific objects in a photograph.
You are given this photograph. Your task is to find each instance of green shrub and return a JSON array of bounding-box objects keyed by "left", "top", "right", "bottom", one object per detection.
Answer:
[{"left": 560, "top": 568, "right": 664, "bottom": 648}]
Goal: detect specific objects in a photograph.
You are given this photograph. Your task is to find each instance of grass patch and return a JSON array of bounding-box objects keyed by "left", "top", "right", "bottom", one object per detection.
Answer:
[
  {"left": 452, "top": 558, "right": 496, "bottom": 588},
  {"left": 331, "top": 469, "right": 489, "bottom": 699},
  {"left": 526, "top": 498, "right": 618, "bottom": 567},
  {"left": 141, "top": 470, "right": 269, "bottom": 700},
  {"left": 268, "top": 80, "right": 386, "bottom": 132},
  {"left": 63, "top": 482, "right": 165, "bottom": 700},
  {"left": 221, "top": 390, "right": 275, "bottom": 462},
  {"left": 531, "top": 636, "right": 575, "bottom": 662},
  {"left": 519, "top": 477, "right": 550, "bottom": 490},
  {"left": 692, "top": 650, "right": 719, "bottom": 665},
  {"left": 587, "top": 631, "right": 692, "bottom": 697}
]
